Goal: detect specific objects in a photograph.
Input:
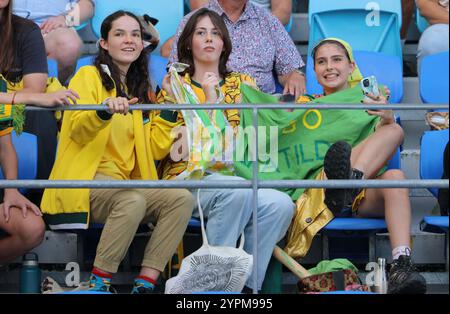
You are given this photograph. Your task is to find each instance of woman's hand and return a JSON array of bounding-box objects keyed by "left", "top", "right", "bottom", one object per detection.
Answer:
[
  {"left": 104, "top": 97, "right": 138, "bottom": 115},
  {"left": 365, "top": 87, "right": 394, "bottom": 125},
  {"left": 162, "top": 74, "right": 177, "bottom": 101},
  {"left": 202, "top": 72, "right": 220, "bottom": 104},
  {"left": 33, "top": 89, "right": 80, "bottom": 107},
  {"left": 2, "top": 189, "right": 42, "bottom": 223}
]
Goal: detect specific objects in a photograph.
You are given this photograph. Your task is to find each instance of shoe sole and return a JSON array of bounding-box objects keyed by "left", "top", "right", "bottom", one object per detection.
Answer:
[
  {"left": 388, "top": 276, "right": 427, "bottom": 294},
  {"left": 323, "top": 141, "right": 352, "bottom": 214}
]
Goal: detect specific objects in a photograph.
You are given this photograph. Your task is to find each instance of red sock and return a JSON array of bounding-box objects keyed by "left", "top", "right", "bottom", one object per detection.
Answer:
[
  {"left": 136, "top": 275, "right": 157, "bottom": 286},
  {"left": 92, "top": 267, "right": 113, "bottom": 279}
]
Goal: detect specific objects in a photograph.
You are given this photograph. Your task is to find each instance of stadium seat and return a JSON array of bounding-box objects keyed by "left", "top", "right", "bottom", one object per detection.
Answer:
[
  {"left": 47, "top": 59, "right": 58, "bottom": 78},
  {"left": 420, "top": 129, "right": 448, "bottom": 197},
  {"left": 419, "top": 51, "right": 449, "bottom": 105},
  {"left": 308, "top": 0, "right": 403, "bottom": 60},
  {"left": 416, "top": 7, "right": 429, "bottom": 34},
  {"left": 0, "top": 131, "right": 38, "bottom": 194},
  {"left": 306, "top": 50, "right": 404, "bottom": 103},
  {"left": 420, "top": 216, "right": 449, "bottom": 234},
  {"left": 90, "top": 0, "right": 183, "bottom": 55},
  {"left": 419, "top": 129, "right": 449, "bottom": 270},
  {"left": 321, "top": 148, "right": 401, "bottom": 262},
  {"left": 74, "top": 55, "right": 95, "bottom": 73},
  {"left": 149, "top": 55, "right": 168, "bottom": 89}
]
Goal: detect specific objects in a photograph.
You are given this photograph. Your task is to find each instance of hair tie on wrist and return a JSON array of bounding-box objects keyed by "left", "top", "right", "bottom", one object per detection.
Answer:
[{"left": 11, "top": 92, "right": 17, "bottom": 105}]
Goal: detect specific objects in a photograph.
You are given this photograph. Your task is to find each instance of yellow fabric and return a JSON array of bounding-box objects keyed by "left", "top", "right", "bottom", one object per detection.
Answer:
[
  {"left": 285, "top": 170, "right": 334, "bottom": 258},
  {"left": 41, "top": 66, "right": 180, "bottom": 222},
  {"left": 157, "top": 72, "right": 257, "bottom": 180},
  {"left": 314, "top": 37, "right": 364, "bottom": 88},
  {"left": 97, "top": 113, "right": 136, "bottom": 180},
  {"left": 0, "top": 104, "right": 13, "bottom": 136}
]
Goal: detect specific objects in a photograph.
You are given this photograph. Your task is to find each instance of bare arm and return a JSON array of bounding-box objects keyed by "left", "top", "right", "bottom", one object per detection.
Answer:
[
  {"left": 75, "top": 0, "right": 95, "bottom": 24},
  {"left": 416, "top": 0, "right": 449, "bottom": 25},
  {"left": 271, "top": 0, "right": 292, "bottom": 26},
  {"left": 20, "top": 73, "right": 47, "bottom": 94},
  {"left": 41, "top": 0, "right": 94, "bottom": 32}
]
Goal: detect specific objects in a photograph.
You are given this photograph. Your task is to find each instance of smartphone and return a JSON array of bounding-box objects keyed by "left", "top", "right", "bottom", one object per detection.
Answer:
[
  {"left": 280, "top": 94, "right": 296, "bottom": 102},
  {"left": 360, "top": 76, "right": 380, "bottom": 99}
]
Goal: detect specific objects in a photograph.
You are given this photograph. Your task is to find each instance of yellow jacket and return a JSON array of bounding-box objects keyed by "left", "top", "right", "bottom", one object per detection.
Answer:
[
  {"left": 41, "top": 66, "right": 179, "bottom": 229},
  {"left": 285, "top": 170, "right": 334, "bottom": 258}
]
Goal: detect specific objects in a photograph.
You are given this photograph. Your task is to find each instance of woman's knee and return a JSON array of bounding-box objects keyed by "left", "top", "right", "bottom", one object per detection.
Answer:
[
  {"left": 383, "top": 169, "right": 406, "bottom": 180},
  {"left": 113, "top": 191, "right": 147, "bottom": 221},
  {"left": 173, "top": 189, "right": 195, "bottom": 217},
  {"left": 19, "top": 215, "right": 45, "bottom": 250},
  {"left": 386, "top": 123, "right": 404, "bottom": 145},
  {"left": 260, "top": 190, "right": 295, "bottom": 221}
]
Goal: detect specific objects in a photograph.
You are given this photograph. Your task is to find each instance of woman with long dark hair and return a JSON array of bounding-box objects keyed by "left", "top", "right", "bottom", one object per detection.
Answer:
[
  {"left": 0, "top": 0, "right": 78, "bottom": 264},
  {"left": 159, "top": 8, "right": 295, "bottom": 293},
  {"left": 41, "top": 10, "right": 194, "bottom": 293}
]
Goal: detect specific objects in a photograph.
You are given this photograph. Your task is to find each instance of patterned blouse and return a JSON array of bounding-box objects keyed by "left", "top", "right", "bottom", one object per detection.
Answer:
[
  {"left": 169, "top": 0, "right": 304, "bottom": 94},
  {"left": 157, "top": 71, "right": 257, "bottom": 180}
]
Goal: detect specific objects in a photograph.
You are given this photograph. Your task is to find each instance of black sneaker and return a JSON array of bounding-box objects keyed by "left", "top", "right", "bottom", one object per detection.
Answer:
[
  {"left": 388, "top": 255, "right": 427, "bottom": 294},
  {"left": 131, "top": 285, "right": 154, "bottom": 294},
  {"left": 323, "top": 141, "right": 364, "bottom": 216}
]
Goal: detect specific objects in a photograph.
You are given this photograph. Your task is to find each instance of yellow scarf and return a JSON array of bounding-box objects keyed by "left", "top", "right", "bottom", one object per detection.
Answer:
[{"left": 311, "top": 37, "right": 363, "bottom": 88}]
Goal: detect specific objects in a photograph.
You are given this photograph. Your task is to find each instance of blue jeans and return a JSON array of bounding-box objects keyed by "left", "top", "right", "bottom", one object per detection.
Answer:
[
  {"left": 417, "top": 24, "right": 449, "bottom": 72},
  {"left": 192, "top": 173, "right": 295, "bottom": 290}
]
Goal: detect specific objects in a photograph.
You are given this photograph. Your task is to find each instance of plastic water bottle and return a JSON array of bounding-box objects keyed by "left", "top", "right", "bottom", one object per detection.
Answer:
[
  {"left": 373, "top": 258, "right": 388, "bottom": 294},
  {"left": 20, "top": 253, "right": 42, "bottom": 293}
]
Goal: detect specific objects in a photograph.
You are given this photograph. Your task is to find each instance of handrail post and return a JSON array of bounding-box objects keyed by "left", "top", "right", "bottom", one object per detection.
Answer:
[{"left": 252, "top": 107, "right": 259, "bottom": 294}]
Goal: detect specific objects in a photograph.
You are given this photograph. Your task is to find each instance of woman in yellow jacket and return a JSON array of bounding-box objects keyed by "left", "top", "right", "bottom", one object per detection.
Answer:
[{"left": 41, "top": 11, "right": 194, "bottom": 293}]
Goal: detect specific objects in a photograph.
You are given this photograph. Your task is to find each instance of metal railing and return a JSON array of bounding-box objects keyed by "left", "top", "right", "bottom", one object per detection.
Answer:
[{"left": 1, "top": 102, "right": 448, "bottom": 293}]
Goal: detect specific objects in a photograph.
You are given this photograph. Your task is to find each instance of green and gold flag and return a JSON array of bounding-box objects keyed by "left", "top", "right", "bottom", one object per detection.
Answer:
[{"left": 234, "top": 84, "right": 380, "bottom": 200}]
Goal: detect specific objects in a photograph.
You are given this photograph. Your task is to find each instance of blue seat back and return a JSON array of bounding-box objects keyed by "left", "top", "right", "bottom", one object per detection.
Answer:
[
  {"left": 149, "top": 55, "right": 168, "bottom": 89},
  {"left": 91, "top": 0, "right": 183, "bottom": 55},
  {"left": 47, "top": 59, "right": 58, "bottom": 78},
  {"left": 420, "top": 129, "right": 449, "bottom": 197},
  {"left": 420, "top": 51, "right": 449, "bottom": 105},
  {"left": 0, "top": 132, "right": 38, "bottom": 194},
  {"left": 306, "top": 50, "right": 403, "bottom": 103},
  {"left": 308, "top": 0, "right": 402, "bottom": 60},
  {"left": 74, "top": 55, "right": 95, "bottom": 73},
  {"left": 416, "top": 7, "right": 429, "bottom": 34}
]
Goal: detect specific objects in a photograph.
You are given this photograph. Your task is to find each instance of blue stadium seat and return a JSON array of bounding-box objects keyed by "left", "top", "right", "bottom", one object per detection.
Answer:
[
  {"left": 90, "top": 0, "right": 183, "bottom": 55},
  {"left": 416, "top": 7, "right": 429, "bottom": 34},
  {"left": 321, "top": 148, "right": 401, "bottom": 262},
  {"left": 47, "top": 59, "right": 58, "bottom": 78},
  {"left": 308, "top": 0, "right": 403, "bottom": 60},
  {"left": 420, "top": 216, "right": 449, "bottom": 234},
  {"left": 0, "top": 131, "right": 38, "bottom": 181},
  {"left": 419, "top": 129, "right": 449, "bottom": 269},
  {"left": 306, "top": 50, "right": 404, "bottom": 103},
  {"left": 74, "top": 55, "right": 95, "bottom": 73},
  {"left": 149, "top": 55, "right": 168, "bottom": 89},
  {"left": 0, "top": 131, "right": 38, "bottom": 194},
  {"left": 419, "top": 51, "right": 449, "bottom": 105},
  {"left": 419, "top": 129, "right": 448, "bottom": 197}
]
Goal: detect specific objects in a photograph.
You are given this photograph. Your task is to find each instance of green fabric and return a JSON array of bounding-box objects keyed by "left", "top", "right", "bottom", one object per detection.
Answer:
[
  {"left": 261, "top": 257, "right": 283, "bottom": 294},
  {"left": 308, "top": 259, "right": 358, "bottom": 275},
  {"left": 0, "top": 75, "right": 25, "bottom": 135},
  {"left": 234, "top": 84, "right": 381, "bottom": 200}
]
